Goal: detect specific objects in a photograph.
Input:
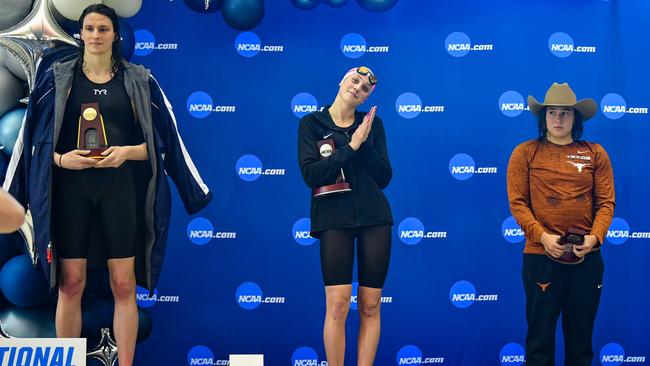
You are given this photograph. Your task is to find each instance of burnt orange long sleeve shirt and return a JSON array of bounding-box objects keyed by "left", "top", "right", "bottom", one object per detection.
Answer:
[{"left": 507, "top": 139, "right": 615, "bottom": 254}]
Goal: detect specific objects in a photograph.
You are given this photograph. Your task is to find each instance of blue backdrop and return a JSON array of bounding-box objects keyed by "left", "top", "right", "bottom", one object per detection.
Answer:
[{"left": 11, "top": 0, "right": 650, "bottom": 365}]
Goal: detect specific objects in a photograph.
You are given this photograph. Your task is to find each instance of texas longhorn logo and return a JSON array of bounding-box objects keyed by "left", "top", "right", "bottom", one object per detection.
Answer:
[
  {"left": 567, "top": 161, "right": 590, "bottom": 173},
  {"left": 536, "top": 282, "right": 551, "bottom": 292}
]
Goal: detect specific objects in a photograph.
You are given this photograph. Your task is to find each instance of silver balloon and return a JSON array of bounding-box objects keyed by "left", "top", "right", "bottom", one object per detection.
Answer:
[
  {"left": 51, "top": 0, "right": 97, "bottom": 21},
  {"left": 0, "top": 0, "right": 33, "bottom": 31},
  {"left": 87, "top": 328, "right": 119, "bottom": 366},
  {"left": 0, "top": 0, "right": 78, "bottom": 90},
  {"left": 0, "top": 320, "right": 14, "bottom": 338},
  {"left": 0, "top": 66, "right": 22, "bottom": 116},
  {"left": 103, "top": 0, "right": 143, "bottom": 18},
  {"left": 2, "top": 45, "right": 28, "bottom": 80}
]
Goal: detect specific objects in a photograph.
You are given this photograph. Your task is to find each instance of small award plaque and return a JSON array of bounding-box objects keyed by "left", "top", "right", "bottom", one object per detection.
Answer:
[
  {"left": 77, "top": 102, "right": 108, "bottom": 159},
  {"left": 312, "top": 138, "right": 352, "bottom": 197}
]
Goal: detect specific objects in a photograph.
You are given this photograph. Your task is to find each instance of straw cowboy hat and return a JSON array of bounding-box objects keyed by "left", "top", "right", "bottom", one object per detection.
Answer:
[{"left": 528, "top": 82, "right": 597, "bottom": 121}]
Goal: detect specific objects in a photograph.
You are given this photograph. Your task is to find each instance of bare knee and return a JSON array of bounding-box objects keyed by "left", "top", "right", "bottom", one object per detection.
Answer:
[
  {"left": 358, "top": 297, "right": 381, "bottom": 319},
  {"left": 110, "top": 274, "right": 135, "bottom": 301},
  {"left": 59, "top": 272, "right": 85, "bottom": 299},
  {"left": 327, "top": 297, "right": 351, "bottom": 321}
]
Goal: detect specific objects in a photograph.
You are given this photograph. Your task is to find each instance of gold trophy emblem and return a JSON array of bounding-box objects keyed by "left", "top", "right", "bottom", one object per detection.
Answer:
[{"left": 77, "top": 102, "right": 108, "bottom": 159}]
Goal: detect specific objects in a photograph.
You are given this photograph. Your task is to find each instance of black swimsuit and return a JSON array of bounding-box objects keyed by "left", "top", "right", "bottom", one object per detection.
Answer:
[{"left": 51, "top": 68, "right": 145, "bottom": 259}]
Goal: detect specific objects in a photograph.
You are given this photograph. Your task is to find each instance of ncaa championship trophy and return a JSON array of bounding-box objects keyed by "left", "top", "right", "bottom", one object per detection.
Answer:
[
  {"left": 77, "top": 102, "right": 108, "bottom": 159},
  {"left": 547, "top": 227, "right": 587, "bottom": 264},
  {"left": 312, "top": 138, "right": 351, "bottom": 197}
]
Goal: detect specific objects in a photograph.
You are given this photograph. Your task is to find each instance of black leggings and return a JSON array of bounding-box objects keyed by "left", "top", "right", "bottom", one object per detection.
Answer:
[{"left": 319, "top": 225, "right": 391, "bottom": 289}]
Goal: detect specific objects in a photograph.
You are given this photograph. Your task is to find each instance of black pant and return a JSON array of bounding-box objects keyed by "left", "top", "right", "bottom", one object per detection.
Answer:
[
  {"left": 320, "top": 225, "right": 391, "bottom": 289},
  {"left": 522, "top": 251, "right": 604, "bottom": 366}
]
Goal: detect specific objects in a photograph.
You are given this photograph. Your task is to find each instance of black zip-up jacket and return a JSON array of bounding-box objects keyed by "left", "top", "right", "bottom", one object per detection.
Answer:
[{"left": 298, "top": 106, "right": 393, "bottom": 237}]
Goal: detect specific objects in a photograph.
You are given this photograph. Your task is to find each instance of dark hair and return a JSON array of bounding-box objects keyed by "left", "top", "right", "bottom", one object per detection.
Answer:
[
  {"left": 537, "top": 107, "right": 584, "bottom": 141},
  {"left": 76, "top": 4, "right": 122, "bottom": 77}
]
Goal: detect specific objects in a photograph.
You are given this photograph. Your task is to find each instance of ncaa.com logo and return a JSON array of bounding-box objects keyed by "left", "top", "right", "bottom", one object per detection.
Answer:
[
  {"left": 499, "top": 343, "right": 525, "bottom": 366},
  {"left": 502, "top": 216, "right": 525, "bottom": 243},
  {"left": 292, "top": 346, "right": 326, "bottom": 366},
  {"left": 606, "top": 217, "right": 650, "bottom": 245},
  {"left": 136, "top": 286, "right": 180, "bottom": 308},
  {"left": 186, "top": 91, "right": 236, "bottom": 119},
  {"left": 187, "top": 217, "right": 237, "bottom": 245},
  {"left": 445, "top": 32, "right": 494, "bottom": 57},
  {"left": 292, "top": 92, "right": 321, "bottom": 118},
  {"left": 548, "top": 32, "right": 596, "bottom": 58},
  {"left": 396, "top": 345, "right": 445, "bottom": 365},
  {"left": 134, "top": 29, "right": 178, "bottom": 57},
  {"left": 600, "top": 93, "right": 648, "bottom": 120},
  {"left": 395, "top": 92, "right": 445, "bottom": 119},
  {"left": 235, "top": 282, "right": 286, "bottom": 310},
  {"left": 449, "top": 280, "right": 498, "bottom": 309},
  {"left": 236, "top": 154, "right": 286, "bottom": 182},
  {"left": 340, "top": 33, "right": 389, "bottom": 59},
  {"left": 449, "top": 153, "right": 498, "bottom": 180},
  {"left": 499, "top": 90, "right": 529, "bottom": 117},
  {"left": 187, "top": 345, "right": 228, "bottom": 366},
  {"left": 349, "top": 282, "right": 393, "bottom": 311},
  {"left": 293, "top": 218, "right": 317, "bottom": 246},
  {"left": 600, "top": 343, "right": 646, "bottom": 365},
  {"left": 398, "top": 217, "right": 447, "bottom": 245},
  {"left": 235, "top": 32, "right": 284, "bottom": 58}
]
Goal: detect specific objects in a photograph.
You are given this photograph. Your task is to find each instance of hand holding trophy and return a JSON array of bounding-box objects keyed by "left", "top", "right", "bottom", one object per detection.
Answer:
[
  {"left": 546, "top": 227, "right": 587, "bottom": 264},
  {"left": 77, "top": 102, "right": 108, "bottom": 159}
]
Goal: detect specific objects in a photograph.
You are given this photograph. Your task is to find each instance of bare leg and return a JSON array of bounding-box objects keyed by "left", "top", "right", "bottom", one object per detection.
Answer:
[
  {"left": 108, "top": 257, "right": 138, "bottom": 366},
  {"left": 56, "top": 259, "right": 87, "bottom": 337},
  {"left": 324, "top": 284, "right": 352, "bottom": 366},
  {"left": 357, "top": 286, "right": 382, "bottom": 366}
]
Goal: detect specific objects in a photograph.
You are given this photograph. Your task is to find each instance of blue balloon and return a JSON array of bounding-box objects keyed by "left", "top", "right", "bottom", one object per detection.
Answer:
[
  {"left": 81, "top": 296, "right": 114, "bottom": 338},
  {"left": 137, "top": 307, "right": 153, "bottom": 343},
  {"left": 325, "top": 0, "right": 347, "bottom": 7},
  {"left": 292, "top": 0, "right": 321, "bottom": 10},
  {"left": 0, "top": 254, "right": 49, "bottom": 307},
  {"left": 0, "top": 107, "right": 26, "bottom": 157},
  {"left": 220, "top": 0, "right": 265, "bottom": 31},
  {"left": 356, "top": 0, "right": 399, "bottom": 12},
  {"left": 0, "top": 305, "right": 56, "bottom": 338},
  {"left": 183, "top": 0, "right": 222, "bottom": 13},
  {"left": 119, "top": 19, "right": 135, "bottom": 60}
]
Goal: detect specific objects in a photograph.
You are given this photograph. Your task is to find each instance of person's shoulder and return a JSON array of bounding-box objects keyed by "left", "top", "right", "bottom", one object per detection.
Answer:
[
  {"left": 299, "top": 110, "right": 322, "bottom": 126},
  {"left": 513, "top": 139, "right": 539, "bottom": 153},
  {"left": 122, "top": 60, "right": 151, "bottom": 84},
  {"left": 578, "top": 140, "right": 607, "bottom": 153},
  {"left": 579, "top": 141, "right": 611, "bottom": 160}
]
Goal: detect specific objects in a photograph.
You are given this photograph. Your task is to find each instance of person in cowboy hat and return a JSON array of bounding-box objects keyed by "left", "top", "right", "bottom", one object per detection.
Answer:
[{"left": 506, "top": 82, "right": 615, "bottom": 366}]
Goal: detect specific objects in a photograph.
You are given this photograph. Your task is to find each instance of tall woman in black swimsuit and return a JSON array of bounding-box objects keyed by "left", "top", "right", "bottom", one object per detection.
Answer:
[{"left": 52, "top": 5, "right": 147, "bottom": 366}]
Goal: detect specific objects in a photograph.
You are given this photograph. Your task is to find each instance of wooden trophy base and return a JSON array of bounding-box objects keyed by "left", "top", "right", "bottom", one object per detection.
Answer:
[
  {"left": 87, "top": 148, "right": 108, "bottom": 159},
  {"left": 312, "top": 183, "right": 351, "bottom": 197}
]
